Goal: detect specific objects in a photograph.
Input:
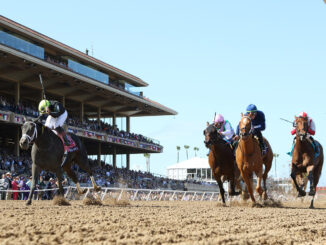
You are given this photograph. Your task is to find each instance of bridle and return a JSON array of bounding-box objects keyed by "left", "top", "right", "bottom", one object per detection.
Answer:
[
  {"left": 239, "top": 116, "right": 254, "bottom": 139},
  {"left": 21, "top": 122, "right": 38, "bottom": 144},
  {"left": 204, "top": 125, "right": 224, "bottom": 147},
  {"left": 295, "top": 117, "right": 308, "bottom": 141}
]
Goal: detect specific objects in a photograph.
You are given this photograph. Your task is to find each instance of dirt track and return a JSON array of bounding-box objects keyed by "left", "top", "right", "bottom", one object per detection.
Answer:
[{"left": 1, "top": 197, "right": 326, "bottom": 245}]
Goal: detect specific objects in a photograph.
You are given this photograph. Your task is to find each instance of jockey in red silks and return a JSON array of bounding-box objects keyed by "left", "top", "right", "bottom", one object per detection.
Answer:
[
  {"left": 291, "top": 111, "right": 315, "bottom": 136},
  {"left": 291, "top": 111, "right": 318, "bottom": 153}
]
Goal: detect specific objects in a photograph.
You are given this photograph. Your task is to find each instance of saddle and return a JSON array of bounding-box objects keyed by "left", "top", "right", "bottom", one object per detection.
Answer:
[
  {"left": 288, "top": 138, "right": 320, "bottom": 159},
  {"left": 52, "top": 130, "right": 78, "bottom": 153}
]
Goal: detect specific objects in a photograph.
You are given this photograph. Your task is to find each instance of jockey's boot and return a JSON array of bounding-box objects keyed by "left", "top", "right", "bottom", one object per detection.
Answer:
[
  {"left": 256, "top": 131, "right": 267, "bottom": 155},
  {"left": 61, "top": 151, "right": 68, "bottom": 168}
]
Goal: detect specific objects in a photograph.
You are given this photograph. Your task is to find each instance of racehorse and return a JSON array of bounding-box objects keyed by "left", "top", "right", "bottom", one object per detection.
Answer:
[
  {"left": 19, "top": 118, "right": 101, "bottom": 205},
  {"left": 235, "top": 113, "right": 273, "bottom": 203},
  {"left": 204, "top": 124, "right": 241, "bottom": 204},
  {"left": 290, "top": 116, "right": 324, "bottom": 208}
]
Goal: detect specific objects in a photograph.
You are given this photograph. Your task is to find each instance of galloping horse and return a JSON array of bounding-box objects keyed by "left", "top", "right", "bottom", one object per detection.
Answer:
[
  {"left": 235, "top": 113, "right": 273, "bottom": 203},
  {"left": 19, "top": 118, "right": 101, "bottom": 205},
  {"left": 204, "top": 124, "right": 240, "bottom": 204},
  {"left": 290, "top": 116, "right": 324, "bottom": 208}
]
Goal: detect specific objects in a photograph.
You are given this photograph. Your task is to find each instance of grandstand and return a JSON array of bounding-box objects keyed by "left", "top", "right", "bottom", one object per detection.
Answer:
[{"left": 0, "top": 15, "right": 177, "bottom": 169}]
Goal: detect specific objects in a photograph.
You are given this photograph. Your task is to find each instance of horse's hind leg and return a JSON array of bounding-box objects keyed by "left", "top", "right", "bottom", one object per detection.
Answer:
[
  {"left": 63, "top": 164, "right": 86, "bottom": 194},
  {"left": 74, "top": 150, "right": 101, "bottom": 192},
  {"left": 55, "top": 169, "right": 65, "bottom": 196}
]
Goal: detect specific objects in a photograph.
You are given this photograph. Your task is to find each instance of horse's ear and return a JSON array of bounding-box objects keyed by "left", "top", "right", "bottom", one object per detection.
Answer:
[
  {"left": 23, "top": 116, "right": 27, "bottom": 123},
  {"left": 241, "top": 112, "right": 243, "bottom": 117},
  {"left": 206, "top": 121, "right": 209, "bottom": 127}
]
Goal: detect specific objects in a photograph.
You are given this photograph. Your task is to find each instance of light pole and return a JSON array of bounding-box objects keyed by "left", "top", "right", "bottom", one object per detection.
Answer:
[{"left": 273, "top": 153, "right": 279, "bottom": 179}]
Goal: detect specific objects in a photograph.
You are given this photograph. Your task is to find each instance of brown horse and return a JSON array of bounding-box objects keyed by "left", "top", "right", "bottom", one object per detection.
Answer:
[
  {"left": 235, "top": 113, "right": 273, "bottom": 203},
  {"left": 290, "top": 116, "right": 324, "bottom": 208},
  {"left": 204, "top": 124, "right": 240, "bottom": 204}
]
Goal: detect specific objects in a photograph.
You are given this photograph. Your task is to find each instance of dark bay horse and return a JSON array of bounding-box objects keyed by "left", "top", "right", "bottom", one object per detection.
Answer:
[
  {"left": 290, "top": 116, "right": 324, "bottom": 208},
  {"left": 204, "top": 124, "right": 240, "bottom": 204},
  {"left": 19, "top": 119, "right": 101, "bottom": 205},
  {"left": 235, "top": 113, "right": 273, "bottom": 203}
]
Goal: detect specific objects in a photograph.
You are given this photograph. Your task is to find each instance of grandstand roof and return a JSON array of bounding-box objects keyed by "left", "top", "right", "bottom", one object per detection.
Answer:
[
  {"left": 0, "top": 15, "right": 177, "bottom": 117},
  {"left": 0, "top": 15, "right": 146, "bottom": 87},
  {"left": 167, "top": 157, "right": 209, "bottom": 170}
]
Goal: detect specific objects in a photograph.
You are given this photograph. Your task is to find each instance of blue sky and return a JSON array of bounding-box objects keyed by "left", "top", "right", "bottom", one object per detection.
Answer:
[{"left": 2, "top": 1, "right": 326, "bottom": 184}]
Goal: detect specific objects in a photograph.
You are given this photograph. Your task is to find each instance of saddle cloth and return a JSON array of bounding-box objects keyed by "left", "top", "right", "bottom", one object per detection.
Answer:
[
  {"left": 288, "top": 139, "right": 319, "bottom": 159},
  {"left": 52, "top": 130, "right": 78, "bottom": 153}
]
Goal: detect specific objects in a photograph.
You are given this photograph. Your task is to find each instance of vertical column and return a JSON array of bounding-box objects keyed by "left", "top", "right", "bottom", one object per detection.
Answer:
[
  {"left": 126, "top": 116, "right": 130, "bottom": 170},
  {"left": 97, "top": 142, "right": 101, "bottom": 166},
  {"left": 80, "top": 102, "right": 84, "bottom": 122},
  {"left": 62, "top": 96, "right": 65, "bottom": 107},
  {"left": 126, "top": 154, "right": 130, "bottom": 170},
  {"left": 126, "top": 116, "right": 130, "bottom": 133},
  {"left": 112, "top": 113, "right": 116, "bottom": 128},
  {"left": 113, "top": 146, "right": 117, "bottom": 168},
  {"left": 15, "top": 127, "right": 20, "bottom": 157},
  {"left": 15, "top": 81, "right": 20, "bottom": 105},
  {"left": 97, "top": 107, "right": 101, "bottom": 126}
]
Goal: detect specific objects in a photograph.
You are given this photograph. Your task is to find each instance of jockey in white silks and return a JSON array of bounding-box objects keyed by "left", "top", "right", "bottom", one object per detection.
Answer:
[{"left": 38, "top": 99, "right": 70, "bottom": 146}]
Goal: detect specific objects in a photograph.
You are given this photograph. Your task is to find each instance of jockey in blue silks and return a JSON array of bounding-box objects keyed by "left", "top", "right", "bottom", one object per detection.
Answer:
[{"left": 236, "top": 104, "right": 268, "bottom": 155}]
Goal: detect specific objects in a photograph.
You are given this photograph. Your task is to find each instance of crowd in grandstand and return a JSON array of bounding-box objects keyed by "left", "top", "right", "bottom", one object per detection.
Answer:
[
  {"left": 0, "top": 95, "right": 159, "bottom": 145},
  {"left": 0, "top": 148, "right": 208, "bottom": 200}
]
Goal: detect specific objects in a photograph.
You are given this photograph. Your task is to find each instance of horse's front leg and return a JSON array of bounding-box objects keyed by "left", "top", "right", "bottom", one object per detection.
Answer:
[
  {"left": 307, "top": 165, "right": 315, "bottom": 196},
  {"left": 291, "top": 164, "right": 306, "bottom": 197},
  {"left": 255, "top": 166, "right": 263, "bottom": 198},
  {"left": 26, "top": 163, "right": 39, "bottom": 205}
]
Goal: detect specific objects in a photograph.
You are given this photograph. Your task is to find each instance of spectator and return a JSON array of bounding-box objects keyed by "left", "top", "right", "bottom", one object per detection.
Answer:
[{"left": 11, "top": 176, "right": 19, "bottom": 200}]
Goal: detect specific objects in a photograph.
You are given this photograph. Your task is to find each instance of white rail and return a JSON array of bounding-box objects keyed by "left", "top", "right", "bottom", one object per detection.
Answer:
[{"left": 0, "top": 187, "right": 221, "bottom": 202}]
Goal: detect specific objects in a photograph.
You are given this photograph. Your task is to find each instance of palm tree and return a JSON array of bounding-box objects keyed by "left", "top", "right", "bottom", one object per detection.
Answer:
[
  {"left": 184, "top": 145, "right": 190, "bottom": 160},
  {"left": 273, "top": 153, "right": 280, "bottom": 178},
  {"left": 144, "top": 153, "right": 150, "bottom": 172},
  {"left": 176, "top": 146, "right": 181, "bottom": 162},
  {"left": 193, "top": 147, "right": 199, "bottom": 157}
]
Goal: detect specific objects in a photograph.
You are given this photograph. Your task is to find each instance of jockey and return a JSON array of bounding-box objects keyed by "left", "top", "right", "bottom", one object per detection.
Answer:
[
  {"left": 213, "top": 114, "right": 235, "bottom": 144},
  {"left": 291, "top": 111, "right": 318, "bottom": 153},
  {"left": 38, "top": 99, "right": 70, "bottom": 147},
  {"left": 236, "top": 104, "right": 267, "bottom": 155}
]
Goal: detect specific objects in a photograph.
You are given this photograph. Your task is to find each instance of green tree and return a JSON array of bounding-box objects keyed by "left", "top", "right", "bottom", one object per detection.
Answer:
[
  {"left": 176, "top": 146, "right": 181, "bottom": 162},
  {"left": 193, "top": 147, "right": 199, "bottom": 157},
  {"left": 184, "top": 145, "right": 190, "bottom": 160}
]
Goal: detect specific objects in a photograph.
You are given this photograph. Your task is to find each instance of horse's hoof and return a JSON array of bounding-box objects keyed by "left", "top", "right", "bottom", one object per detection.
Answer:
[
  {"left": 229, "top": 191, "right": 240, "bottom": 196},
  {"left": 298, "top": 191, "right": 306, "bottom": 197},
  {"left": 26, "top": 201, "right": 31, "bottom": 206},
  {"left": 262, "top": 192, "right": 268, "bottom": 200},
  {"left": 308, "top": 190, "right": 315, "bottom": 196}
]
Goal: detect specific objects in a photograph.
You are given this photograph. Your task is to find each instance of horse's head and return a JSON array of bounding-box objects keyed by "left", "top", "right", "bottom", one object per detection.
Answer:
[
  {"left": 295, "top": 116, "right": 308, "bottom": 140},
  {"left": 204, "top": 124, "right": 223, "bottom": 148},
  {"left": 19, "top": 117, "right": 40, "bottom": 150},
  {"left": 239, "top": 113, "right": 253, "bottom": 139}
]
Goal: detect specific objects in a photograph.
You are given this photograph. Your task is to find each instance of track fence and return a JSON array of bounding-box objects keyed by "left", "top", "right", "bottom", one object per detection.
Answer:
[{"left": 0, "top": 187, "right": 221, "bottom": 202}]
